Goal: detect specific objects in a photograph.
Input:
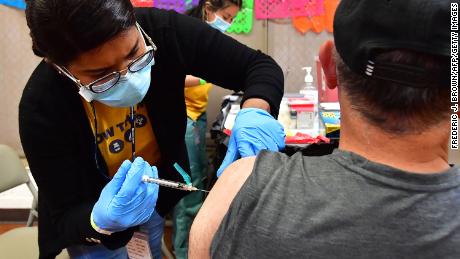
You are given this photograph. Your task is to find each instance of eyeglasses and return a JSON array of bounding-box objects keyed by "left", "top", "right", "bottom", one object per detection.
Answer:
[{"left": 54, "top": 23, "right": 157, "bottom": 93}]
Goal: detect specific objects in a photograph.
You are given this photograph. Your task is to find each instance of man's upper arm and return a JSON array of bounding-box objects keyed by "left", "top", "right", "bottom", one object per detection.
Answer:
[{"left": 189, "top": 156, "right": 256, "bottom": 259}]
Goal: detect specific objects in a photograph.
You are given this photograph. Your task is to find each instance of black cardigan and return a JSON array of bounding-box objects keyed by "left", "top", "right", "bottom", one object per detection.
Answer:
[{"left": 19, "top": 8, "right": 283, "bottom": 258}]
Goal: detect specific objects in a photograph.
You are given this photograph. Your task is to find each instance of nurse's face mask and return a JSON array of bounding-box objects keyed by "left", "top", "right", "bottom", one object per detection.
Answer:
[{"left": 52, "top": 23, "right": 156, "bottom": 108}]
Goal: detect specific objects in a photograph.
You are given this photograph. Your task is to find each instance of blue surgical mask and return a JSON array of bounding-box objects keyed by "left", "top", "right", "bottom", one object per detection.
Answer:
[
  {"left": 207, "top": 14, "right": 232, "bottom": 33},
  {"left": 79, "top": 57, "right": 154, "bottom": 107}
]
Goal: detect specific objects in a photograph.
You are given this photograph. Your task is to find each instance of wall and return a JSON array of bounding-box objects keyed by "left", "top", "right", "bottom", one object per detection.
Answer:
[
  {"left": 207, "top": 19, "right": 268, "bottom": 133},
  {"left": 208, "top": 20, "right": 333, "bottom": 131},
  {"left": 0, "top": 5, "right": 41, "bottom": 155},
  {"left": 267, "top": 21, "right": 332, "bottom": 92}
]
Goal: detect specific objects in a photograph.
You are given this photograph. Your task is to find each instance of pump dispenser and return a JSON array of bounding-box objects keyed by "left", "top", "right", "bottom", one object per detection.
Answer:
[
  {"left": 303, "top": 67, "right": 314, "bottom": 87},
  {"left": 300, "top": 67, "right": 318, "bottom": 106},
  {"left": 299, "top": 66, "right": 319, "bottom": 132}
]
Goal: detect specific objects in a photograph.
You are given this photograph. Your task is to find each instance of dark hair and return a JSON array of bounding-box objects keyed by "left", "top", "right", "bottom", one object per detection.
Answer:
[
  {"left": 335, "top": 49, "right": 450, "bottom": 134},
  {"left": 186, "top": 0, "right": 242, "bottom": 20},
  {"left": 25, "top": 0, "right": 136, "bottom": 65}
]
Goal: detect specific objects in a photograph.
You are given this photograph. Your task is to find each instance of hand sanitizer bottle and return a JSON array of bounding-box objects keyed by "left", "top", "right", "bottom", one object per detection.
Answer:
[
  {"left": 299, "top": 67, "right": 319, "bottom": 133},
  {"left": 300, "top": 67, "right": 318, "bottom": 105}
]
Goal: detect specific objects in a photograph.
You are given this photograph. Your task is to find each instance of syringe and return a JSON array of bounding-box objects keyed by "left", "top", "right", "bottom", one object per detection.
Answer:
[{"left": 142, "top": 175, "right": 209, "bottom": 192}]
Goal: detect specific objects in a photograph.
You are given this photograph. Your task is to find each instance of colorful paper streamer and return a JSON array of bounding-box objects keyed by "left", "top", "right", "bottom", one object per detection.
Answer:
[
  {"left": 255, "top": 0, "right": 323, "bottom": 19},
  {"left": 292, "top": 0, "right": 339, "bottom": 34},
  {"left": 227, "top": 0, "right": 254, "bottom": 34},
  {"left": 154, "top": 0, "right": 199, "bottom": 13},
  {"left": 0, "top": 0, "right": 26, "bottom": 10},
  {"left": 131, "top": 0, "right": 154, "bottom": 7}
]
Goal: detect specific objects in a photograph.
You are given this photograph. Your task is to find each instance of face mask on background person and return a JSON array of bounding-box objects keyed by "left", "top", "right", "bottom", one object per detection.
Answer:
[{"left": 207, "top": 14, "right": 232, "bottom": 33}]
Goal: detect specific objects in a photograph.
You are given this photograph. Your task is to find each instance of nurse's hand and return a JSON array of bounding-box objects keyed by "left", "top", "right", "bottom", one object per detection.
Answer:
[
  {"left": 91, "top": 157, "right": 159, "bottom": 234},
  {"left": 217, "top": 108, "right": 285, "bottom": 177}
]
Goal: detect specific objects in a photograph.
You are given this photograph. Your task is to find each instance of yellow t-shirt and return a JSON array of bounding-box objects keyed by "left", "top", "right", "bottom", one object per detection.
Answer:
[
  {"left": 184, "top": 83, "right": 212, "bottom": 121},
  {"left": 82, "top": 101, "right": 161, "bottom": 177}
]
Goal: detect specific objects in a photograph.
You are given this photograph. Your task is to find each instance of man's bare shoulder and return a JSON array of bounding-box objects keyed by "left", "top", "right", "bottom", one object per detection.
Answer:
[{"left": 189, "top": 156, "right": 256, "bottom": 259}]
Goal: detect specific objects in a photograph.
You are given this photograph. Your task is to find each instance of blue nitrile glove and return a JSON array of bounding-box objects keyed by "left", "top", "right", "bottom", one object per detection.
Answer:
[
  {"left": 91, "top": 157, "right": 159, "bottom": 234},
  {"left": 217, "top": 108, "right": 286, "bottom": 177}
]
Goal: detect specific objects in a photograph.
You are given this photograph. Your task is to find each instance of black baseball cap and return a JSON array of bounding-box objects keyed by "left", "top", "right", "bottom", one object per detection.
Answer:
[{"left": 333, "top": 0, "right": 452, "bottom": 88}]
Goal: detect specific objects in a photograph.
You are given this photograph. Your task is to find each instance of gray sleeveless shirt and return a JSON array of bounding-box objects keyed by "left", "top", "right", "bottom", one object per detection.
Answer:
[{"left": 211, "top": 150, "right": 460, "bottom": 258}]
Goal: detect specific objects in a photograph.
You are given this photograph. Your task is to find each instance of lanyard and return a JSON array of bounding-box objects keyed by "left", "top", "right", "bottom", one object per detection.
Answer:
[
  {"left": 91, "top": 103, "right": 136, "bottom": 179},
  {"left": 130, "top": 106, "right": 136, "bottom": 161},
  {"left": 90, "top": 104, "right": 195, "bottom": 188}
]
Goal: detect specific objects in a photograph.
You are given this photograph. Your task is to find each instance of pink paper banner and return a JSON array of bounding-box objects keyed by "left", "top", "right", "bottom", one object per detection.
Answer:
[{"left": 255, "top": 0, "right": 324, "bottom": 19}]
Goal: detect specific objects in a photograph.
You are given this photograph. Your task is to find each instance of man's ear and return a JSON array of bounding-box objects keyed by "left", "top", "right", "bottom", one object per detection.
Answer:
[{"left": 319, "top": 40, "right": 338, "bottom": 90}]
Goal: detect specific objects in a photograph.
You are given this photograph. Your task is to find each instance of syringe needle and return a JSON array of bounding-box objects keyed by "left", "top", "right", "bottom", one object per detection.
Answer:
[
  {"left": 142, "top": 175, "right": 209, "bottom": 192},
  {"left": 189, "top": 186, "right": 210, "bottom": 193}
]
